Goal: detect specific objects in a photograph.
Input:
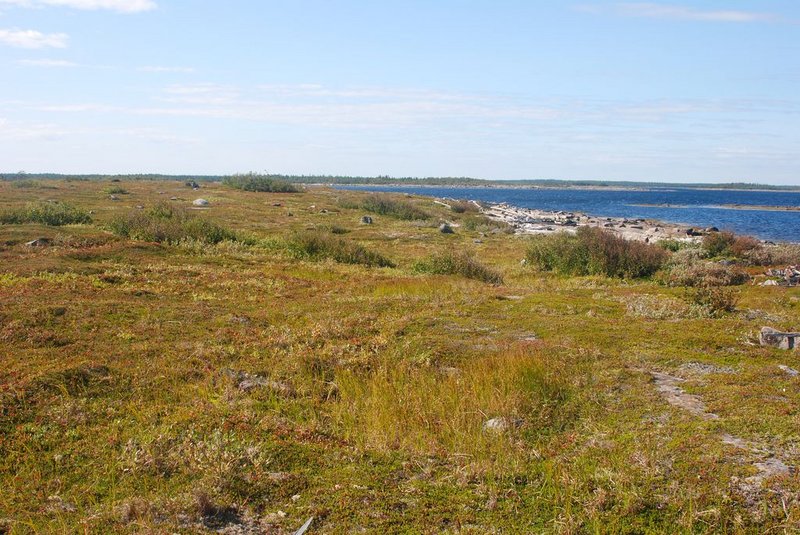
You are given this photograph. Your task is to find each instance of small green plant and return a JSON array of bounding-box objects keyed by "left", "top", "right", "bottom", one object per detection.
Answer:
[
  {"left": 108, "top": 203, "right": 238, "bottom": 244},
  {"left": 286, "top": 231, "right": 394, "bottom": 267},
  {"left": 223, "top": 173, "right": 300, "bottom": 193},
  {"left": 685, "top": 285, "right": 739, "bottom": 317},
  {"left": 360, "top": 195, "right": 430, "bottom": 221},
  {"left": 702, "top": 231, "right": 735, "bottom": 257},
  {"left": 413, "top": 250, "right": 503, "bottom": 284},
  {"left": 0, "top": 202, "right": 92, "bottom": 226},
  {"left": 105, "top": 185, "right": 129, "bottom": 195},
  {"left": 525, "top": 227, "right": 667, "bottom": 279},
  {"left": 448, "top": 199, "right": 479, "bottom": 214}
]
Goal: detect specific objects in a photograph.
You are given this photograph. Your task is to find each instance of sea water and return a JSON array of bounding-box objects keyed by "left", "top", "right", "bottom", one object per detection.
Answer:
[{"left": 337, "top": 186, "right": 800, "bottom": 242}]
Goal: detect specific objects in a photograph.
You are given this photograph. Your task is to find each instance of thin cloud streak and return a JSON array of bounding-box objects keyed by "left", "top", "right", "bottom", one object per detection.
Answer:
[
  {"left": 0, "top": 0, "right": 155, "bottom": 13},
  {"left": 0, "top": 28, "right": 68, "bottom": 48},
  {"left": 575, "top": 3, "right": 780, "bottom": 23},
  {"left": 16, "top": 58, "right": 78, "bottom": 67}
]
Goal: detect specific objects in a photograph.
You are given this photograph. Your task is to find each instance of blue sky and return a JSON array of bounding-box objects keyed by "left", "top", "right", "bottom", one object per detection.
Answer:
[{"left": 0, "top": 1, "right": 798, "bottom": 183}]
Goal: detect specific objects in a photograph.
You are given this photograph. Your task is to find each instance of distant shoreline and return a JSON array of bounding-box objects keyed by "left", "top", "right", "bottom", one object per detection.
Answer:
[{"left": 630, "top": 203, "right": 800, "bottom": 212}]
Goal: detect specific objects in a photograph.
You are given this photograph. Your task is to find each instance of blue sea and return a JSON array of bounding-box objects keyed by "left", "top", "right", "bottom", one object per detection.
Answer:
[{"left": 337, "top": 185, "right": 800, "bottom": 243}]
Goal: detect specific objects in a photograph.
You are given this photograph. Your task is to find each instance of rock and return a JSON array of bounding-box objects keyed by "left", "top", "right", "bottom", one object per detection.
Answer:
[
  {"left": 47, "top": 495, "right": 76, "bottom": 513},
  {"left": 778, "top": 365, "right": 799, "bottom": 377},
  {"left": 706, "top": 226, "right": 720, "bottom": 233},
  {"left": 272, "top": 202, "right": 282, "bottom": 207},
  {"left": 473, "top": 239, "right": 483, "bottom": 244},
  {"left": 760, "top": 280, "right": 779, "bottom": 286},
  {"left": 223, "top": 368, "right": 295, "bottom": 397},
  {"left": 759, "top": 327, "right": 799, "bottom": 350},
  {"left": 192, "top": 198, "right": 209, "bottom": 207},
  {"left": 229, "top": 315, "right": 251, "bottom": 325},
  {"left": 482, "top": 417, "right": 523, "bottom": 433},
  {"left": 185, "top": 180, "right": 199, "bottom": 188},
  {"left": 686, "top": 228, "right": 703, "bottom": 236},
  {"left": 169, "top": 196, "right": 178, "bottom": 201},
  {"left": 439, "top": 223, "right": 454, "bottom": 234},
  {"left": 25, "top": 237, "right": 51, "bottom": 247},
  {"left": 109, "top": 195, "right": 119, "bottom": 201}
]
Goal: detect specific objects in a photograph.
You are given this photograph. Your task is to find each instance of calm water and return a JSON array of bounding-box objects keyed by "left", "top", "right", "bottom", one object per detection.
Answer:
[{"left": 337, "top": 185, "right": 800, "bottom": 242}]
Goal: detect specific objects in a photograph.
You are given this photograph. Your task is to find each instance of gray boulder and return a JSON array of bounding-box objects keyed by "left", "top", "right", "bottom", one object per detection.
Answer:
[
  {"left": 360, "top": 215, "right": 373, "bottom": 224},
  {"left": 439, "top": 223, "right": 454, "bottom": 234},
  {"left": 760, "top": 327, "right": 799, "bottom": 350},
  {"left": 192, "top": 198, "right": 209, "bottom": 207}
]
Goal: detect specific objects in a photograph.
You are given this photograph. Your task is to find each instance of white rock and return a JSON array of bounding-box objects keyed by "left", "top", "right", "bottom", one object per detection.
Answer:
[{"left": 193, "top": 198, "right": 209, "bottom": 206}]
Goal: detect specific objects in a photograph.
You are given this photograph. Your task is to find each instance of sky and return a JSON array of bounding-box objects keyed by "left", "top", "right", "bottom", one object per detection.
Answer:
[{"left": 0, "top": 1, "right": 798, "bottom": 184}]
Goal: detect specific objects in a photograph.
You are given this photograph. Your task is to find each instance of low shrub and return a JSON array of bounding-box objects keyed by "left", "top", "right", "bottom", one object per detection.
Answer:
[
  {"left": 105, "top": 185, "right": 129, "bottom": 195},
  {"left": 223, "top": 173, "right": 300, "bottom": 193},
  {"left": 448, "top": 199, "right": 479, "bottom": 214},
  {"left": 413, "top": 251, "right": 503, "bottom": 284},
  {"left": 660, "top": 251, "right": 750, "bottom": 287},
  {"left": 744, "top": 243, "right": 800, "bottom": 266},
  {"left": 108, "top": 203, "right": 238, "bottom": 244},
  {"left": 361, "top": 195, "right": 430, "bottom": 221},
  {"left": 685, "top": 285, "right": 739, "bottom": 317},
  {"left": 525, "top": 227, "right": 668, "bottom": 279},
  {"left": 462, "top": 215, "right": 513, "bottom": 233},
  {"left": 0, "top": 202, "right": 92, "bottom": 226},
  {"left": 286, "top": 231, "right": 394, "bottom": 267},
  {"left": 702, "top": 231, "right": 736, "bottom": 257}
]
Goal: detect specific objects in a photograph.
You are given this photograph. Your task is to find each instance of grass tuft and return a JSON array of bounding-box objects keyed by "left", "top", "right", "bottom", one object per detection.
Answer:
[
  {"left": 223, "top": 173, "right": 300, "bottom": 193},
  {"left": 413, "top": 250, "right": 503, "bottom": 284},
  {"left": 359, "top": 194, "right": 431, "bottom": 220},
  {"left": 0, "top": 202, "right": 92, "bottom": 226},
  {"left": 526, "top": 227, "right": 667, "bottom": 278},
  {"left": 286, "top": 231, "right": 395, "bottom": 267},
  {"left": 108, "top": 203, "right": 240, "bottom": 244}
]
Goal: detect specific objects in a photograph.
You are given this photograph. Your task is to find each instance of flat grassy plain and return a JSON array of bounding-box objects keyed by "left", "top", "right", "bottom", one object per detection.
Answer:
[{"left": 1, "top": 179, "right": 799, "bottom": 534}]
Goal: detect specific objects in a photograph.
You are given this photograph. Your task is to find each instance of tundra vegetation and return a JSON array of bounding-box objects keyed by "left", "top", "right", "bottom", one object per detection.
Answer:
[{"left": 1, "top": 179, "right": 799, "bottom": 533}]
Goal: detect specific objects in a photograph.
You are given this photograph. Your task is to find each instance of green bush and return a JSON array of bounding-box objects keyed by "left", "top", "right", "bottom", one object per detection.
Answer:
[
  {"left": 223, "top": 173, "right": 300, "bottom": 193},
  {"left": 0, "top": 202, "right": 92, "bottom": 226},
  {"left": 448, "top": 199, "right": 479, "bottom": 214},
  {"left": 702, "top": 231, "right": 735, "bottom": 257},
  {"left": 413, "top": 251, "right": 503, "bottom": 284},
  {"left": 105, "top": 185, "right": 129, "bottom": 195},
  {"left": 286, "top": 231, "right": 394, "bottom": 267},
  {"left": 108, "top": 203, "right": 238, "bottom": 244},
  {"left": 525, "top": 227, "right": 668, "bottom": 279},
  {"left": 685, "top": 285, "right": 739, "bottom": 317},
  {"left": 361, "top": 195, "right": 430, "bottom": 221}
]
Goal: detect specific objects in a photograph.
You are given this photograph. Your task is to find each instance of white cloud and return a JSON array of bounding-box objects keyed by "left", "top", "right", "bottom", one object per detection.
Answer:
[
  {"left": 0, "top": 28, "right": 68, "bottom": 48},
  {"left": 576, "top": 3, "right": 779, "bottom": 23},
  {"left": 138, "top": 66, "right": 196, "bottom": 73},
  {"left": 0, "top": 0, "right": 155, "bottom": 12},
  {"left": 16, "top": 58, "right": 77, "bottom": 67}
]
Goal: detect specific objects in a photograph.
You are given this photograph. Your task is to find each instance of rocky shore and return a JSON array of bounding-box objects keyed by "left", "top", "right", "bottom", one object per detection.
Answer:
[{"left": 481, "top": 202, "right": 707, "bottom": 243}]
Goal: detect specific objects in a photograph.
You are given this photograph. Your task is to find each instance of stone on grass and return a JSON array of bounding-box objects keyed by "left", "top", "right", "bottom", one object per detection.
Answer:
[
  {"left": 360, "top": 215, "right": 373, "bottom": 225},
  {"left": 223, "top": 368, "right": 295, "bottom": 397},
  {"left": 760, "top": 327, "right": 799, "bottom": 350},
  {"left": 439, "top": 223, "right": 454, "bottom": 234},
  {"left": 25, "top": 237, "right": 51, "bottom": 247},
  {"left": 482, "top": 416, "right": 523, "bottom": 433},
  {"left": 193, "top": 198, "right": 210, "bottom": 207}
]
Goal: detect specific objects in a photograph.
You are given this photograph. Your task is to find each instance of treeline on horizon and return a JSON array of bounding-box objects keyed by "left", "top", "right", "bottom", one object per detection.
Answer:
[{"left": 1, "top": 172, "right": 797, "bottom": 191}]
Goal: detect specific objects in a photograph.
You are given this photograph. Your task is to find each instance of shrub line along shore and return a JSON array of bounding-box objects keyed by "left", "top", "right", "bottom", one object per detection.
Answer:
[{"left": 476, "top": 201, "right": 798, "bottom": 244}]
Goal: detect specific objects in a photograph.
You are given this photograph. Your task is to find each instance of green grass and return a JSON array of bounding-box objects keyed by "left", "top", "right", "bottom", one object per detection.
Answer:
[
  {"left": 413, "top": 250, "right": 503, "bottom": 284},
  {"left": 1, "top": 178, "right": 799, "bottom": 533},
  {"left": 108, "top": 203, "right": 240, "bottom": 244},
  {"left": 0, "top": 202, "right": 92, "bottom": 226},
  {"left": 526, "top": 226, "right": 668, "bottom": 278},
  {"left": 286, "top": 230, "right": 395, "bottom": 267},
  {"left": 223, "top": 173, "right": 301, "bottom": 193},
  {"left": 358, "top": 194, "right": 431, "bottom": 220}
]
